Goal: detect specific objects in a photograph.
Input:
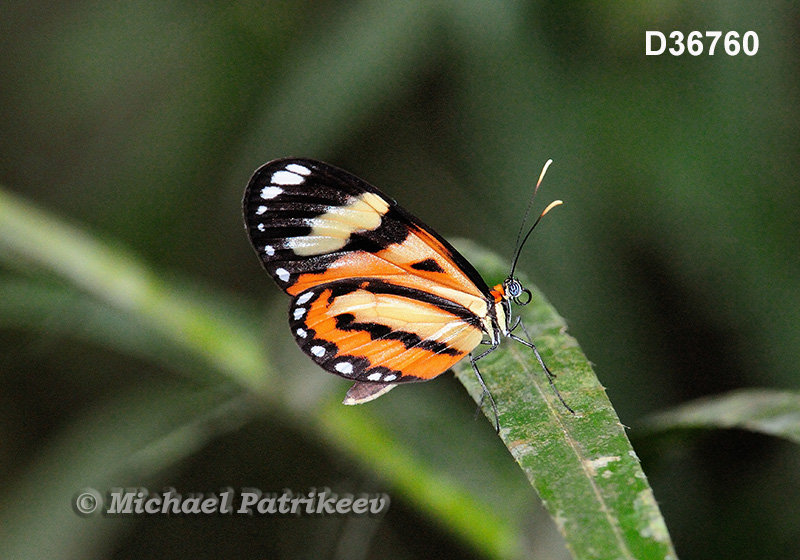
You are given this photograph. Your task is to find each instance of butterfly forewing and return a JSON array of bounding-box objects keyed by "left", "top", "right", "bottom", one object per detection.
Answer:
[
  {"left": 243, "top": 158, "right": 497, "bottom": 386},
  {"left": 243, "top": 159, "right": 489, "bottom": 298}
]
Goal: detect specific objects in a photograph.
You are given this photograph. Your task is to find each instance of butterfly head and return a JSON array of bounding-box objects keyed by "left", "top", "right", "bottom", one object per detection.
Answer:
[{"left": 488, "top": 276, "right": 531, "bottom": 337}]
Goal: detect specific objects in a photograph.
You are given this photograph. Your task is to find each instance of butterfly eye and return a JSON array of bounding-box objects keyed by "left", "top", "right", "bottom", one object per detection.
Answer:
[
  {"left": 505, "top": 278, "right": 531, "bottom": 306},
  {"left": 505, "top": 277, "right": 522, "bottom": 297}
]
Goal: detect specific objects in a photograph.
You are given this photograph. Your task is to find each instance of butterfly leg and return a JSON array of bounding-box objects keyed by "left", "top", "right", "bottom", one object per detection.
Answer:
[
  {"left": 506, "top": 326, "right": 575, "bottom": 414},
  {"left": 469, "top": 346, "right": 501, "bottom": 432},
  {"left": 510, "top": 319, "right": 557, "bottom": 379}
]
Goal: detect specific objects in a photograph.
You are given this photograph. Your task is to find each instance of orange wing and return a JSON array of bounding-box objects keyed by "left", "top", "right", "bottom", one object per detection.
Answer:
[
  {"left": 288, "top": 279, "right": 484, "bottom": 384},
  {"left": 243, "top": 158, "right": 499, "bottom": 394}
]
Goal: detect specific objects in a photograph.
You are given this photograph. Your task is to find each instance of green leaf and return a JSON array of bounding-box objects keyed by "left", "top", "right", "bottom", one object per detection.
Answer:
[
  {"left": 639, "top": 389, "right": 800, "bottom": 445},
  {"left": 315, "top": 401, "right": 519, "bottom": 559},
  {"left": 0, "top": 186, "right": 270, "bottom": 392},
  {"left": 453, "top": 240, "right": 678, "bottom": 560}
]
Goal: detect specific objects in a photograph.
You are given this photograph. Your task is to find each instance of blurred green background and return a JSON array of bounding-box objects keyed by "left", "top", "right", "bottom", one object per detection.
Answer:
[{"left": 1, "top": 1, "right": 798, "bottom": 559}]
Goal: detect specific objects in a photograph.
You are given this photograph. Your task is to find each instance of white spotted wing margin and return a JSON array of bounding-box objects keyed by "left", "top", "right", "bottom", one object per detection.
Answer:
[
  {"left": 243, "top": 158, "right": 501, "bottom": 404},
  {"left": 285, "top": 278, "right": 486, "bottom": 397},
  {"left": 242, "top": 158, "right": 492, "bottom": 295}
]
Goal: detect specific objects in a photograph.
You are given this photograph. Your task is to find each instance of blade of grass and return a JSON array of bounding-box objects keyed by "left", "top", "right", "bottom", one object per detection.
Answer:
[
  {"left": 316, "top": 401, "right": 520, "bottom": 559},
  {"left": 453, "top": 240, "right": 678, "bottom": 560},
  {"left": 639, "top": 389, "right": 800, "bottom": 445},
  {"left": 0, "top": 186, "right": 269, "bottom": 392},
  {"left": 0, "top": 278, "right": 222, "bottom": 380}
]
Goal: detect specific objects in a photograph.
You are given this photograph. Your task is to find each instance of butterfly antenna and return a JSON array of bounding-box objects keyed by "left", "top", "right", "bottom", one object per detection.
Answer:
[
  {"left": 511, "top": 164, "right": 545, "bottom": 259},
  {"left": 509, "top": 159, "right": 561, "bottom": 278}
]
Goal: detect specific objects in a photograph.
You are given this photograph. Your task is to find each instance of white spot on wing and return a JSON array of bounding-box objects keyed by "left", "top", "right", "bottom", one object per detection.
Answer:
[
  {"left": 335, "top": 362, "right": 353, "bottom": 375},
  {"left": 271, "top": 170, "right": 304, "bottom": 185},
  {"left": 260, "top": 185, "right": 283, "bottom": 199},
  {"left": 367, "top": 372, "right": 382, "bottom": 382},
  {"left": 311, "top": 346, "right": 325, "bottom": 357},
  {"left": 296, "top": 328, "right": 307, "bottom": 339},
  {"left": 293, "top": 307, "right": 306, "bottom": 320},
  {"left": 256, "top": 205, "right": 267, "bottom": 215},
  {"left": 286, "top": 163, "right": 311, "bottom": 176},
  {"left": 263, "top": 244, "right": 275, "bottom": 256},
  {"left": 295, "top": 292, "right": 313, "bottom": 305},
  {"left": 257, "top": 223, "right": 265, "bottom": 232},
  {"left": 275, "top": 268, "right": 290, "bottom": 282},
  {"left": 383, "top": 374, "right": 397, "bottom": 382}
]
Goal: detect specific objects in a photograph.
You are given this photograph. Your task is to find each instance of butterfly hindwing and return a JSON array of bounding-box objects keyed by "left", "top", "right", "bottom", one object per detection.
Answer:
[{"left": 288, "top": 279, "right": 485, "bottom": 384}]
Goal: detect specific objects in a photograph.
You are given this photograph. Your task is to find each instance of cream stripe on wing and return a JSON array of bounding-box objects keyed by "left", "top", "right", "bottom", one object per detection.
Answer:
[
  {"left": 324, "top": 290, "right": 482, "bottom": 355},
  {"left": 286, "top": 192, "right": 390, "bottom": 257}
]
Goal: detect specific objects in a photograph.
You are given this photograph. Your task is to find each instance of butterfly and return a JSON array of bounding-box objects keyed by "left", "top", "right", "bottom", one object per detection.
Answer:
[{"left": 242, "top": 157, "right": 570, "bottom": 430}]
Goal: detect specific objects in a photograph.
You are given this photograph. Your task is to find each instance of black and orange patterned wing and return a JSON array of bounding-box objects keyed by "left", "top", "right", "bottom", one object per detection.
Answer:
[
  {"left": 243, "top": 158, "right": 491, "bottom": 300},
  {"left": 243, "top": 158, "right": 497, "bottom": 400},
  {"left": 287, "top": 279, "right": 485, "bottom": 386}
]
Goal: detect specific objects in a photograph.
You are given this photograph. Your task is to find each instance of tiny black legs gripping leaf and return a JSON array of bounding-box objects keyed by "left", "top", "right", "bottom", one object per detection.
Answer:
[{"left": 243, "top": 157, "right": 571, "bottom": 431}]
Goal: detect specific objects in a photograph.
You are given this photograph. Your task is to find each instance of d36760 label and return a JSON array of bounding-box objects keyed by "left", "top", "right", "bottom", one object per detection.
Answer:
[{"left": 646, "top": 31, "right": 759, "bottom": 56}]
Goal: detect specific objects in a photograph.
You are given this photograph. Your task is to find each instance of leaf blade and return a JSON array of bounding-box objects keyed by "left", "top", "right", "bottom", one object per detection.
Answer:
[
  {"left": 0, "top": 186, "right": 269, "bottom": 391},
  {"left": 454, "top": 242, "right": 677, "bottom": 560},
  {"left": 640, "top": 388, "right": 800, "bottom": 445}
]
